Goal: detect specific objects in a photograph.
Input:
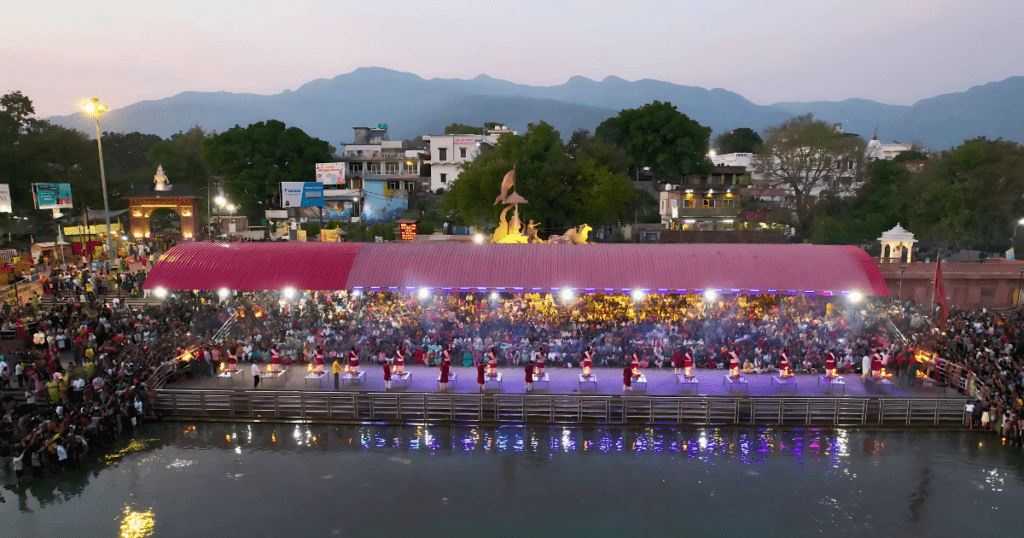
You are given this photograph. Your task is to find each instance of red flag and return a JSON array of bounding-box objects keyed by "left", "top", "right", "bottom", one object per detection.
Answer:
[{"left": 934, "top": 258, "right": 948, "bottom": 330}]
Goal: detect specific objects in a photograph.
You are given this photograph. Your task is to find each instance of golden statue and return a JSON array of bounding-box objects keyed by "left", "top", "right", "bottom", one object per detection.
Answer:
[
  {"left": 546, "top": 224, "right": 592, "bottom": 244},
  {"left": 488, "top": 169, "right": 591, "bottom": 244}
]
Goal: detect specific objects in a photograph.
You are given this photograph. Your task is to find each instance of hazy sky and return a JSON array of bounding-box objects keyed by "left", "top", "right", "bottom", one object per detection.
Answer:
[{"left": 4, "top": 0, "right": 1021, "bottom": 117}]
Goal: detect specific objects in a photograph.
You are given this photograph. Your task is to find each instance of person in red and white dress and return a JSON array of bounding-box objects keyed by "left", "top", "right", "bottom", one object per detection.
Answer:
[
  {"left": 486, "top": 347, "right": 497, "bottom": 377},
  {"left": 348, "top": 347, "right": 359, "bottom": 374},
  {"left": 779, "top": 348, "right": 792, "bottom": 378},
  {"left": 824, "top": 350, "right": 837, "bottom": 378},
  {"left": 683, "top": 348, "right": 694, "bottom": 378},
  {"left": 870, "top": 351, "right": 883, "bottom": 378},
  {"left": 441, "top": 346, "right": 451, "bottom": 368},
  {"left": 314, "top": 346, "right": 325, "bottom": 373},
  {"left": 581, "top": 346, "right": 593, "bottom": 377},
  {"left": 439, "top": 358, "right": 450, "bottom": 391},
  {"left": 533, "top": 346, "right": 545, "bottom": 377},
  {"left": 394, "top": 347, "right": 405, "bottom": 375},
  {"left": 383, "top": 361, "right": 392, "bottom": 391},
  {"left": 477, "top": 360, "right": 486, "bottom": 392},
  {"left": 671, "top": 347, "right": 684, "bottom": 375},
  {"left": 630, "top": 351, "right": 640, "bottom": 377},
  {"left": 269, "top": 347, "right": 281, "bottom": 373},
  {"left": 622, "top": 365, "right": 633, "bottom": 392},
  {"left": 728, "top": 348, "right": 740, "bottom": 378}
]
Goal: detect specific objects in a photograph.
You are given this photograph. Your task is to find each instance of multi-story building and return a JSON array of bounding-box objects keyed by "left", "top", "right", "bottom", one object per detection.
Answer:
[
  {"left": 658, "top": 166, "right": 747, "bottom": 230},
  {"left": 331, "top": 126, "right": 426, "bottom": 224},
  {"left": 423, "top": 125, "right": 515, "bottom": 192}
]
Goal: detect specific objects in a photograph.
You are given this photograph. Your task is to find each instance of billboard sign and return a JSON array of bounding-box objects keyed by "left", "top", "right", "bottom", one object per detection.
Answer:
[
  {"left": 453, "top": 137, "right": 476, "bottom": 146},
  {"left": 315, "top": 162, "right": 345, "bottom": 185},
  {"left": 33, "top": 183, "right": 73, "bottom": 209},
  {"left": 0, "top": 184, "right": 10, "bottom": 213},
  {"left": 281, "top": 182, "right": 324, "bottom": 208}
]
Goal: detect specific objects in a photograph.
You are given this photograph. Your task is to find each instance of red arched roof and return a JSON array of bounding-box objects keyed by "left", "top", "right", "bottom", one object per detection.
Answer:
[
  {"left": 145, "top": 241, "right": 364, "bottom": 291},
  {"left": 145, "top": 242, "right": 888, "bottom": 297}
]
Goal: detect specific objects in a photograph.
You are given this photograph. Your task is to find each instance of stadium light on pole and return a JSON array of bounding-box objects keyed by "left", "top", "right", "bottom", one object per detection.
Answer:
[{"left": 81, "top": 98, "right": 115, "bottom": 262}]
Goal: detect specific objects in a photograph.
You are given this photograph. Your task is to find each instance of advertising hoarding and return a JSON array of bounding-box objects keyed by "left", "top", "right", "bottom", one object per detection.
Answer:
[
  {"left": 281, "top": 182, "right": 324, "bottom": 208},
  {"left": 33, "top": 183, "right": 73, "bottom": 210},
  {"left": 0, "top": 184, "right": 11, "bottom": 213},
  {"left": 315, "top": 162, "right": 346, "bottom": 185}
]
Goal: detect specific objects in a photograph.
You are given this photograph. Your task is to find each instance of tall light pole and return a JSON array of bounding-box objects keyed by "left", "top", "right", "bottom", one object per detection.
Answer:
[{"left": 81, "top": 98, "right": 115, "bottom": 262}]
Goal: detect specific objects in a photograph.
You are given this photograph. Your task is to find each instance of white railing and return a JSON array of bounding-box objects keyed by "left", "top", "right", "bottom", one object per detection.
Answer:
[{"left": 153, "top": 390, "right": 968, "bottom": 427}]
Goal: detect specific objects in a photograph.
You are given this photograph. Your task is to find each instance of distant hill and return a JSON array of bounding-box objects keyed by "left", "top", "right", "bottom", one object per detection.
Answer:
[{"left": 47, "top": 67, "right": 1024, "bottom": 150}]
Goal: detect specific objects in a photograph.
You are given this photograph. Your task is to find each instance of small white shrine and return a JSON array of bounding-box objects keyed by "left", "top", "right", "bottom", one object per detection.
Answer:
[{"left": 878, "top": 223, "right": 916, "bottom": 263}]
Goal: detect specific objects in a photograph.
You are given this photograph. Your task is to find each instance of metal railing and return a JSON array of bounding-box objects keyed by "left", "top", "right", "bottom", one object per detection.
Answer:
[{"left": 153, "top": 389, "right": 968, "bottom": 427}]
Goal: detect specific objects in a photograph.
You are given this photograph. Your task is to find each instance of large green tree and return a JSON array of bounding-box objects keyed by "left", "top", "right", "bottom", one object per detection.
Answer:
[
  {"left": 904, "top": 138, "right": 1024, "bottom": 252},
  {"left": 713, "top": 127, "right": 763, "bottom": 154},
  {"left": 203, "top": 120, "right": 333, "bottom": 219},
  {"left": 754, "top": 114, "right": 868, "bottom": 240},
  {"left": 443, "top": 122, "right": 633, "bottom": 236},
  {"left": 594, "top": 101, "right": 712, "bottom": 178},
  {"left": 0, "top": 91, "right": 106, "bottom": 211}
]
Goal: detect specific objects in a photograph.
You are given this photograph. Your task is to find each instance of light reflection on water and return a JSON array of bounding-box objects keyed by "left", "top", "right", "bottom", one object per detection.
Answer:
[{"left": 3, "top": 423, "right": 1024, "bottom": 538}]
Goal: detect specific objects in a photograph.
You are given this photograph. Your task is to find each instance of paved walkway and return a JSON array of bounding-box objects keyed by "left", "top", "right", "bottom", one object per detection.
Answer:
[{"left": 172, "top": 364, "right": 962, "bottom": 399}]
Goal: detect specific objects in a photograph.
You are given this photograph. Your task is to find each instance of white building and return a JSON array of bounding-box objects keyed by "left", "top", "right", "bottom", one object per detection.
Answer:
[
  {"left": 865, "top": 135, "right": 919, "bottom": 161},
  {"left": 423, "top": 125, "right": 516, "bottom": 192}
]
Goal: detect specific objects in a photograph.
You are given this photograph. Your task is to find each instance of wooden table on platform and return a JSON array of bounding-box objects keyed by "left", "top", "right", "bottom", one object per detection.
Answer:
[
  {"left": 676, "top": 374, "right": 698, "bottom": 394},
  {"left": 342, "top": 371, "right": 366, "bottom": 386},
  {"left": 216, "top": 369, "right": 245, "bottom": 386},
  {"left": 723, "top": 375, "right": 749, "bottom": 393},
  {"left": 304, "top": 372, "right": 326, "bottom": 390},
  {"left": 438, "top": 371, "right": 458, "bottom": 388},
  {"left": 818, "top": 375, "right": 846, "bottom": 395},
  {"left": 483, "top": 373, "right": 502, "bottom": 390},
  {"left": 771, "top": 375, "right": 798, "bottom": 393},
  {"left": 392, "top": 372, "right": 413, "bottom": 389}
]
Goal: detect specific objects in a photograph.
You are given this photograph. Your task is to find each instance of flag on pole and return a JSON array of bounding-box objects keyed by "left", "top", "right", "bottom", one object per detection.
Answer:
[{"left": 934, "top": 258, "right": 948, "bottom": 330}]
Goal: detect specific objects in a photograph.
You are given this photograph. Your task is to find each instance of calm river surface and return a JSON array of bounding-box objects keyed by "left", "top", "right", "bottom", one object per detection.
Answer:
[{"left": 2, "top": 422, "right": 1021, "bottom": 537}]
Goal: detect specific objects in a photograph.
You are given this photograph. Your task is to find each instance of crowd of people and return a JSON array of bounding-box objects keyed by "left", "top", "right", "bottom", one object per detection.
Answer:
[{"left": 6, "top": 276, "right": 1024, "bottom": 481}]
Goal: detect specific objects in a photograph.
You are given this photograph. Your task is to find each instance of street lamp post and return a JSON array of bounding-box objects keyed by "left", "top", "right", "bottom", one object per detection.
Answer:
[
  {"left": 81, "top": 98, "right": 115, "bottom": 263},
  {"left": 899, "top": 266, "right": 907, "bottom": 304}
]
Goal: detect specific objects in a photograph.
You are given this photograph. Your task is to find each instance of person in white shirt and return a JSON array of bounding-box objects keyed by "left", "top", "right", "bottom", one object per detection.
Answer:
[{"left": 252, "top": 362, "right": 261, "bottom": 388}]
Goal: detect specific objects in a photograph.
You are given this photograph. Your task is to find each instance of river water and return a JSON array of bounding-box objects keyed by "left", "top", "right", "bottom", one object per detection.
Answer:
[{"left": 1, "top": 422, "right": 1021, "bottom": 537}]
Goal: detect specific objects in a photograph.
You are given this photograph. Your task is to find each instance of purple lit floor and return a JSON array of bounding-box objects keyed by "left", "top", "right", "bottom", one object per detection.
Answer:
[{"left": 177, "top": 364, "right": 963, "bottom": 399}]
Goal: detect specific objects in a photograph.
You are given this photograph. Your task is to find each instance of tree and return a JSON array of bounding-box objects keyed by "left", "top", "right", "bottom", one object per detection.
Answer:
[
  {"left": 101, "top": 131, "right": 163, "bottom": 177},
  {"left": 203, "top": 120, "right": 333, "bottom": 219},
  {"left": 443, "top": 122, "right": 503, "bottom": 135},
  {"left": 754, "top": 114, "right": 868, "bottom": 240},
  {"left": 594, "top": 101, "right": 712, "bottom": 178},
  {"left": 902, "top": 138, "right": 1024, "bottom": 251},
  {"left": 443, "top": 123, "right": 482, "bottom": 135},
  {"left": 713, "top": 127, "right": 763, "bottom": 154},
  {"left": 147, "top": 127, "right": 212, "bottom": 186},
  {"left": 443, "top": 122, "right": 634, "bottom": 235}
]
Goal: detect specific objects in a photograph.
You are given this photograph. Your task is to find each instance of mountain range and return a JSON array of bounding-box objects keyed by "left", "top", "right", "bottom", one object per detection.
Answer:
[{"left": 48, "top": 67, "right": 1024, "bottom": 151}]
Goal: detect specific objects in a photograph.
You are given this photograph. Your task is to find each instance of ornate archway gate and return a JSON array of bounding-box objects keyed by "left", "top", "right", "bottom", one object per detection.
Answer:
[{"left": 124, "top": 166, "right": 201, "bottom": 240}]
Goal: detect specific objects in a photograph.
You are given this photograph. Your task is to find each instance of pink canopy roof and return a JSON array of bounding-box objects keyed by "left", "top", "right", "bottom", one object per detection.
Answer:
[{"left": 144, "top": 242, "right": 888, "bottom": 296}]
